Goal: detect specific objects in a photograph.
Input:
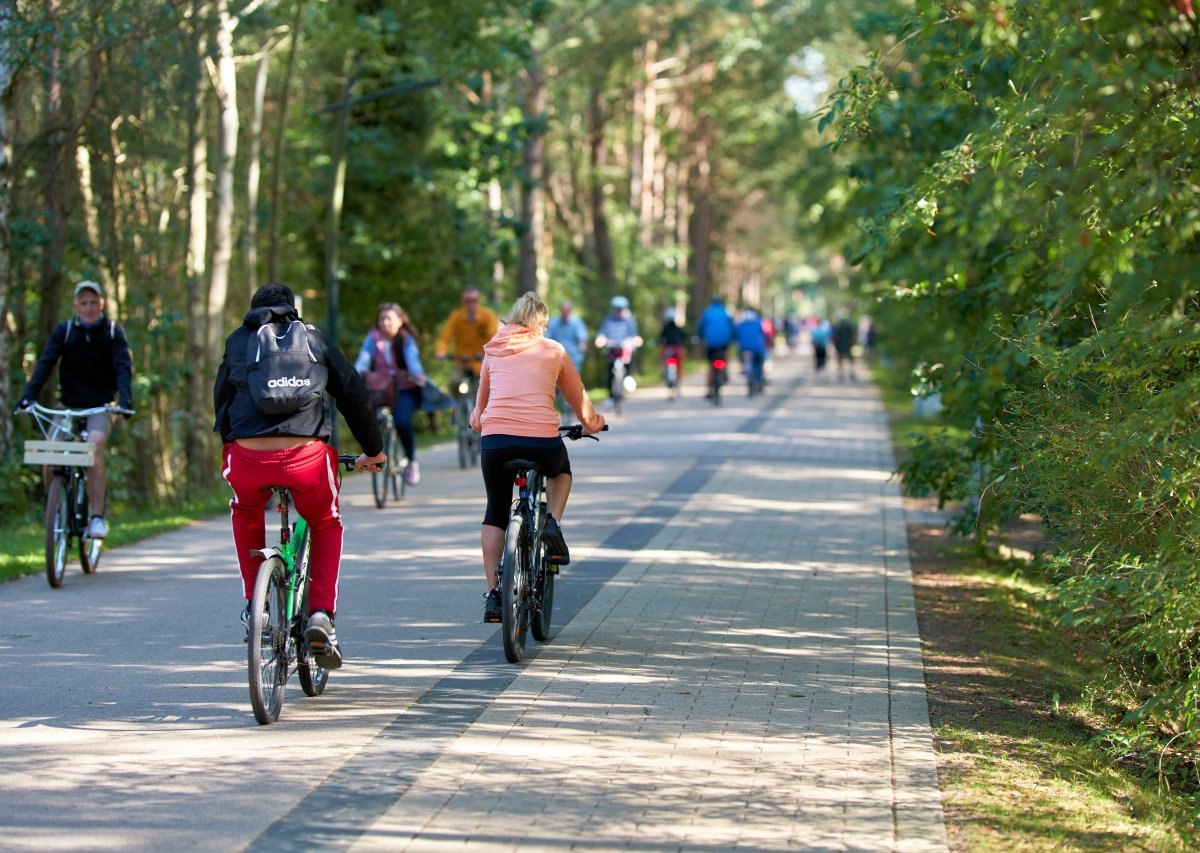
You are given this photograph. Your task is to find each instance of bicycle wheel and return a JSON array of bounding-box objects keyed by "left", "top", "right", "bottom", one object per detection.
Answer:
[
  {"left": 44, "top": 476, "right": 70, "bottom": 588},
  {"left": 611, "top": 362, "right": 625, "bottom": 414},
  {"left": 294, "top": 528, "right": 329, "bottom": 697},
  {"left": 500, "top": 515, "right": 529, "bottom": 663},
  {"left": 76, "top": 473, "right": 102, "bottom": 574},
  {"left": 530, "top": 554, "right": 555, "bottom": 643},
  {"left": 248, "top": 556, "right": 290, "bottom": 724},
  {"left": 371, "top": 418, "right": 393, "bottom": 509}
]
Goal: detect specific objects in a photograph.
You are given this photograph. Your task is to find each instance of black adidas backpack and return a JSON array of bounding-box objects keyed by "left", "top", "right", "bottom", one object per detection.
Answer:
[{"left": 246, "top": 320, "right": 329, "bottom": 416}]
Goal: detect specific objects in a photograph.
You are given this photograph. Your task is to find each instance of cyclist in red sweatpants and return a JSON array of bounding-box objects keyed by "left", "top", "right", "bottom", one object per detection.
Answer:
[
  {"left": 222, "top": 440, "right": 346, "bottom": 614},
  {"left": 213, "top": 284, "right": 384, "bottom": 669}
]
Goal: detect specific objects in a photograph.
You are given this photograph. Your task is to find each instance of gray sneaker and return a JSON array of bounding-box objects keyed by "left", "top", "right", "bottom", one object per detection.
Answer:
[
  {"left": 86, "top": 516, "right": 109, "bottom": 539},
  {"left": 240, "top": 601, "right": 269, "bottom": 644},
  {"left": 305, "top": 611, "right": 343, "bottom": 669}
]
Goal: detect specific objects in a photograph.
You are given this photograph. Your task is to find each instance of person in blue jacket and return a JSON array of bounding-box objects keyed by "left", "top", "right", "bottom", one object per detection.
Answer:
[
  {"left": 735, "top": 307, "right": 767, "bottom": 391},
  {"left": 696, "top": 295, "right": 735, "bottom": 398}
]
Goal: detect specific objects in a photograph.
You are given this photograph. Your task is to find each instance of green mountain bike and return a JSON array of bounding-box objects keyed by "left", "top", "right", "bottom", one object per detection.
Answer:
[{"left": 247, "top": 453, "right": 358, "bottom": 725}]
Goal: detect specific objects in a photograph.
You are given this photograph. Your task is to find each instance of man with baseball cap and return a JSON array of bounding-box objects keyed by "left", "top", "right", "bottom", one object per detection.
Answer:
[{"left": 18, "top": 280, "right": 134, "bottom": 539}]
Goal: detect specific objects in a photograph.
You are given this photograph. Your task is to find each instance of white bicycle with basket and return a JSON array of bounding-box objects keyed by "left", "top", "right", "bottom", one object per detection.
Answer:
[{"left": 19, "top": 402, "right": 133, "bottom": 588}]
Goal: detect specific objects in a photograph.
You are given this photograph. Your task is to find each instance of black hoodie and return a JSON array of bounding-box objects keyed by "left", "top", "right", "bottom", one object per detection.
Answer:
[{"left": 212, "top": 304, "right": 382, "bottom": 456}]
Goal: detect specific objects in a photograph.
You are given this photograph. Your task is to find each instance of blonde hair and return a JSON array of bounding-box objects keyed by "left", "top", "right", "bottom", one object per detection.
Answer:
[{"left": 503, "top": 292, "right": 549, "bottom": 333}]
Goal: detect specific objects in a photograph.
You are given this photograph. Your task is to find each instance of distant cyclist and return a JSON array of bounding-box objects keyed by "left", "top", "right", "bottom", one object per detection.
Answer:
[
  {"left": 434, "top": 285, "right": 499, "bottom": 384},
  {"left": 594, "top": 295, "right": 642, "bottom": 405},
  {"left": 696, "top": 294, "right": 734, "bottom": 398},
  {"left": 470, "top": 293, "right": 606, "bottom": 623},
  {"left": 735, "top": 307, "right": 768, "bottom": 393},
  {"left": 17, "top": 280, "right": 134, "bottom": 540},
  {"left": 355, "top": 302, "right": 427, "bottom": 486},
  {"left": 213, "top": 283, "right": 385, "bottom": 669},
  {"left": 660, "top": 308, "right": 687, "bottom": 396}
]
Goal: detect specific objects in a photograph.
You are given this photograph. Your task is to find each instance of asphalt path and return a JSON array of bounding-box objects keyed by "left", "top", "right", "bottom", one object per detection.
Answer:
[{"left": 1, "top": 357, "right": 796, "bottom": 850}]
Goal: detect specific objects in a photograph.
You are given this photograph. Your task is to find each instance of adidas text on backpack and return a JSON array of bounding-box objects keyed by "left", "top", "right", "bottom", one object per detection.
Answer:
[{"left": 246, "top": 321, "right": 329, "bottom": 415}]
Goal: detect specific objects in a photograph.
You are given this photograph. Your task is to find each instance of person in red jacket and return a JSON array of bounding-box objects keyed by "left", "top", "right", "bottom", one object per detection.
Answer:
[
  {"left": 213, "top": 283, "right": 385, "bottom": 669},
  {"left": 470, "top": 292, "right": 606, "bottom": 622}
]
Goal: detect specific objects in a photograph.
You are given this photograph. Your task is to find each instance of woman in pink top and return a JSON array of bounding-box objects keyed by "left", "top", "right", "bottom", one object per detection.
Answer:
[{"left": 470, "top": 293, "right": 606, "bottom": 623}]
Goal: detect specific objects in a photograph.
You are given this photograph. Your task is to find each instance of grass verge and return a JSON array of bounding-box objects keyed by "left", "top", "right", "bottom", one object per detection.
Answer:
[
  {"left": 0, "top": 487, "right": 232, "bottom": 584},
  {"left": 875, "top": 361, "right": 1198, "bottom": 848},
  {"left": 1, "top": 420, "right": 466, "bottom": 585}
]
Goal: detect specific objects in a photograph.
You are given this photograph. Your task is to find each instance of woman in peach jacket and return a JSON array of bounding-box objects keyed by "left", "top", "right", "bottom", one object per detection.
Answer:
[{"left": 470, "top": 292, "right": 606, "bottom": 623}]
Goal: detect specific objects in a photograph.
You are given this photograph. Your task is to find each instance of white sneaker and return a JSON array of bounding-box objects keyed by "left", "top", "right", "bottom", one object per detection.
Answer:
[
  {"left": 403, "top": 460, "right": 421, "bottom": 486},
  {"left": 86, "top": 516, "right": 109, "bottom": 539}
]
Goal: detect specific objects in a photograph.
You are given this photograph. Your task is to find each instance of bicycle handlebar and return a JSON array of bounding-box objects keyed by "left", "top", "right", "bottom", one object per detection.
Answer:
[
  {"left": 17, "top": 402, "right": 135, "bottom": 418},
  {"left": 559, "top": 424, "right": 608, "bottom": 441}
]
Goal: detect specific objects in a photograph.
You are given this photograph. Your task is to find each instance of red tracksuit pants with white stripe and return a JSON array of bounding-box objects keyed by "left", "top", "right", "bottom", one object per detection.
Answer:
[{"left": 222, "top": 441, "right": 343, "bottom": 615}]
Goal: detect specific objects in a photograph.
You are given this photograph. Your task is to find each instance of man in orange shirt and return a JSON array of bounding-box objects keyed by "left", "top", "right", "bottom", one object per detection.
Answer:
[
  {"left": 434, "top": 285, "right": 499, "bottom": 377},
  {"left": 470, "top": 293, "right": 605, "bottom": 622}
]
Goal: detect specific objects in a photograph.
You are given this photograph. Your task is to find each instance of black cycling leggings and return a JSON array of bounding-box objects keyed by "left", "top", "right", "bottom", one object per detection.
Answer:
[{"left": 480, "top": 436, "right": 572, "bottom": 528}]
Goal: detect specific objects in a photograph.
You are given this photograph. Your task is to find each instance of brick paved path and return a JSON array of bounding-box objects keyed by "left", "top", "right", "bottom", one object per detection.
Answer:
[{"left": 0, "top": 351, "right": 946, "bottom": 852}]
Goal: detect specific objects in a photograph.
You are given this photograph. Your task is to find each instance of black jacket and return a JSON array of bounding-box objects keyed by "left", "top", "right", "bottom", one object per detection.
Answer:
[
  {"left": 21, "top": 316, "right": 134, "bottom": 410},
  {"left": 212, "top": 305, "right": 383, "bottom": 456}
]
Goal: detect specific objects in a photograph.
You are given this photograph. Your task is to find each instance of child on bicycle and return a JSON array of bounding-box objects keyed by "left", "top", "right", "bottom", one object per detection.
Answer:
[
  {"left": 213, "top": 283, "right": 386, "bottom": 669},
  {"left": 469, "top": 292, "right": 606, "bottom": 623}
]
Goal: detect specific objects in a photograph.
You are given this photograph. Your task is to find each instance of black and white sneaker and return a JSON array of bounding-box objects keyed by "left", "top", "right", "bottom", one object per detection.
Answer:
[
  {"left": 305, "top": 611, "right": 343, "bottom": 669},
  {"left": 541, "top": 515, "right": 570, "bottom": 565},
  {"left": 482, "top": 587, "right": 502, "bottom": 623}
]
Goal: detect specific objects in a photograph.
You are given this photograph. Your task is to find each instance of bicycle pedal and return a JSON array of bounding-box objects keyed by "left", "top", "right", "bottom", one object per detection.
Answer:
[{"left": 548, "top": 564, "right": 560, "bottom": 574}]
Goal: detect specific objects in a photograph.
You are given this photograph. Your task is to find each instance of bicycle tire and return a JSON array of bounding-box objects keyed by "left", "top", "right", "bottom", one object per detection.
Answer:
[
  {"left": 530, "top": 556, "right": 555, "bottom": 643},
  {"left": 500, "top": 514, "right": 529, "bottom": 663},
  {"left": 611, "top": 361, "right": 625, "bottom": 413},
  {"left": 44, "top": 476, "right": 69, "bottom": 588},
  {"left": 248, "top": 556, "right": 290, "bottom": 724},
  {"left": 76, "top": 474, "right": 102, "bottom": 574},
  {"left": 371, "top": 418, "right": 393, "bottom": 509},
  {"left": 294, "top": 528, "right": 329, "bottom": 697}
]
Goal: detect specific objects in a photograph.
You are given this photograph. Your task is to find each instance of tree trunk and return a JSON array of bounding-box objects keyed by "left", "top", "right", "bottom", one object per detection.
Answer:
[
  {"left": 208, "top": 0, "right": 238, "bottom": 356},
  {"left": 245, "top": 52, "right": 268, "bottom": 296},
  {"left": 38, "top": 0, "right": 69, "bottom": 347},
  {"left": 588, "top": 85, "right": 615, "bottom": 294},
  {"left": 516, "top": 51, "right": 545, "bottom": 296},
  {"left": 184, "top": 0, "right": 211, "bottom": 492},
  {"left": 637, "top": 39, "right": 659, "bottom": 251},
  {"left": 688, "top": 113, "right": 712, "bottom": 310},
  {"left": 75, "top": 145, "right": 117, "bottom": 319},
  {"left": 0, "top": 0, "right": 16, "bottom": 458},
  {"left": 267, "top": 0, "right": 306, "bottom": 284}
]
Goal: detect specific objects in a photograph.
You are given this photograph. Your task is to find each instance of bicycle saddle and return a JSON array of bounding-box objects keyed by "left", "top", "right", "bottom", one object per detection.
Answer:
[{"left": 504, "top": 459, "right": 541, "bottom": 474}]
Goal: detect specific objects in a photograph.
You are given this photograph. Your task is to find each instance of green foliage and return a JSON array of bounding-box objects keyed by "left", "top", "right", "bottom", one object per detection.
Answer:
[{"left": 823, "top": 0, "right": 1200, "bottom": 780}]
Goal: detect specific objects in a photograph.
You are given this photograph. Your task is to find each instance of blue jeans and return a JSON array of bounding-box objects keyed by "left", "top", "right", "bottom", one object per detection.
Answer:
[{"left": 392, "top": 387, "right": 422, "bottom": 461}]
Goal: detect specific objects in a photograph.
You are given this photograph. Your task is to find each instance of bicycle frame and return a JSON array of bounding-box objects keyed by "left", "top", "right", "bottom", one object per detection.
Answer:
[
  {"left": 247, "top": 452, "right": 357, "bottom": 723},
  {"left": 256, "top": 489, "right": 309, "bottom": 621}
]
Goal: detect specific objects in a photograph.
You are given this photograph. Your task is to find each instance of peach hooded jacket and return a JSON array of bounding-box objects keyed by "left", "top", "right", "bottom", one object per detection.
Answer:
[{"left": 469, "top": 323, "right": 605, "bottom": 438}]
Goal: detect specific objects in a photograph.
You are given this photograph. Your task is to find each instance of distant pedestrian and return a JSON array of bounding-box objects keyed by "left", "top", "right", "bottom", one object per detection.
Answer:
[
  {"left": 809, "top": 317, "right": 832, "bottom": 377},
  {"left": 832, "top": 313, "right": 857, "bottom": 382},
  {"left": 859, "top": 316, "right": 876, "bottom": 364},
  {"left": 546, "top": 300, "right": 589, "bottom": 374}
]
